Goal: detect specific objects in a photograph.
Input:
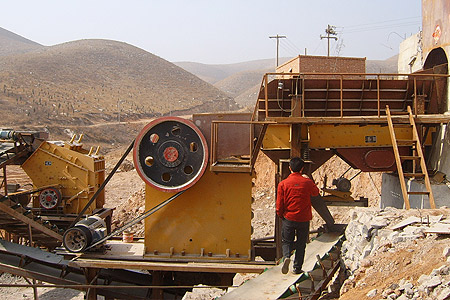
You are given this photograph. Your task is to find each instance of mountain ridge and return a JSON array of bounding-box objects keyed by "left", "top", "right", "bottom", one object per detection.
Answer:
[{"left": 0, "top": 35, "right": 237, "bottom": 127}]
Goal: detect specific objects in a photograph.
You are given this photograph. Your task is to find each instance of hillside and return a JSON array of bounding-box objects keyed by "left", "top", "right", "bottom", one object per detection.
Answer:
[
  {"left": 366, "top": 55, "right": 399, "bottom": 73},
  {"left": 180, "top": 55, "right": 400, "bottom": 109},
  {"left": 0, "top": 39, "right": 237, "bottom": 128},
  {"left": 175, "top": 57, "right": 289, "bottom": 84},
  {"left": 214, "top": 69, "right": 269, "bottom": 108},
  {"left": 0, "top": 27, "right": 43, "bottom": 57}
]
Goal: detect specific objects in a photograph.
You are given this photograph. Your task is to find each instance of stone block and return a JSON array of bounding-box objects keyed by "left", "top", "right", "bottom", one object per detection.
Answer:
[
  {"left": 371, "top": 216, "right": 389, "bottom": 229},
  {"left": 422, "top": 275, "right": 442, "bottom": 289},
  {"left": 396, "top": 294, "right": 409, "bottom": 300},
  {"left": 431, "top": 265, "right": 450, "bottom": 276},
  {"left": 436, "top": 287, "right": 450, "bottom": 300},
  {"left": 399, "top": 281, "right": 413, "bottom": 291},
  {"left": 366, "top": 288, "right": 377, "bottom": 297},
  {"left": 403, "top": 226, "right": 425, "bottom": 236},
  {"left": 443, "top": 246, "right": 450, "bottom": 258},
  {"left": 418, "top": 274, "right": 432, "bottom": 285}
]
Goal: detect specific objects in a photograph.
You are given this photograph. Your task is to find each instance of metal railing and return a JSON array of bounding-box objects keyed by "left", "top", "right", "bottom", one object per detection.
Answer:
[
  {"left": 210, "top": 120, "right": 272, "bottom": 171},
  {"left": 253, "top": 72, "right": 450, "bottom": 120}
]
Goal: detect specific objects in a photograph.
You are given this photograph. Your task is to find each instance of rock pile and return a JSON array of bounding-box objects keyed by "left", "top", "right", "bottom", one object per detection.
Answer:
[
  {"left": 363, "top": 254, "right": 450, "bottom": 300},
  {"left": 340, "top": 207, "right": 450, "bottom": 300}
]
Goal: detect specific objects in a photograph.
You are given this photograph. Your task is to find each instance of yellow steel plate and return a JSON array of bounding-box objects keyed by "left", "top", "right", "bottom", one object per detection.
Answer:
[
  {"left": 144, "top": 170, "right": 252, "bottom": 261},
  {"left": 262, "top": 124, "right": 290, "bottom": 149}
]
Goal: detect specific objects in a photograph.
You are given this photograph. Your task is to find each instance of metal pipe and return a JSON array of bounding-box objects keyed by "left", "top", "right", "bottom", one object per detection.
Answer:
[{"left": 0, "top": 283, "right": 235, "bottom": 289}]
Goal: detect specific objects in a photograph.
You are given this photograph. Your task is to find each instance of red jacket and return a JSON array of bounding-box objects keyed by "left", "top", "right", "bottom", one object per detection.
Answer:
[{"left": 276, "top": 172, "right": 319, "bottom": 222}]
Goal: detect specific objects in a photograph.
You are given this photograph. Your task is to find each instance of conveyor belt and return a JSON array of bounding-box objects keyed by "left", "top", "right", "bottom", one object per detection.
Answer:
[
  {"left": 0, "top": 239, "right": 154, "bottom": 299},
  {"left": 220, "top": 232, "right": 343, "bottom": 300},
  {"left": 0, "top": 196, "right": 63, "bottom": 249}
]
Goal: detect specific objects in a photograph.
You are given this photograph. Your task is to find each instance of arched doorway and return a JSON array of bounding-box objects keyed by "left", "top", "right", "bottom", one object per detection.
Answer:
[
  {"left": 423, "top": 47, "right": 448, "bottom": 113},
  {"left": 423, "top": 47, "right": 448, "bottom": 71}
]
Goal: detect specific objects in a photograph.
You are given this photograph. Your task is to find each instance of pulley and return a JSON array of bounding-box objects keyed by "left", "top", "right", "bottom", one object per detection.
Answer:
[
  {"left": 38, "top": 188, "right": 61, "bottom": 210},
  {"left": 133, "top": 117, "right": 208, "bottom": 192}
]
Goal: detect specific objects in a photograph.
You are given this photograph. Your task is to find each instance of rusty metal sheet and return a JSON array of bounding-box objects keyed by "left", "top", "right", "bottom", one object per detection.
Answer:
[
  {"left": 422, "top": 0, "right": 450, "bottom": 56},
  {"left": 193, "top": 113, "right": 252, "bottom": 159}
]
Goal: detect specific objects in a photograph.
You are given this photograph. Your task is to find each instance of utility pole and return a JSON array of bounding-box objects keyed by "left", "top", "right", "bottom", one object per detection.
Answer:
[
  {"left": 269, "top": 34, "right": 286, "bottom": 67},
  {"left": 320, "top": 25, "right": 338, "bottom": 57}
]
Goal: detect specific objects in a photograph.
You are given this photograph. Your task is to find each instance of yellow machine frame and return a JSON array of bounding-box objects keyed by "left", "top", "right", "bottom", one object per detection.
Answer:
[
  {"left": 22, "top": 140, "right": 105, "bottom": 214},
  {"left": 262, "top": 123, "right": 433, "bottom": 149},
  {"left": 144, "top": 169, "right": 253, "bottom": 261}
]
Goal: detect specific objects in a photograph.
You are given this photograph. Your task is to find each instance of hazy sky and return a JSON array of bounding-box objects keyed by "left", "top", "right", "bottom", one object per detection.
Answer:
[{"left": 2, "top": 0, "right": 422, "bottom": 64}]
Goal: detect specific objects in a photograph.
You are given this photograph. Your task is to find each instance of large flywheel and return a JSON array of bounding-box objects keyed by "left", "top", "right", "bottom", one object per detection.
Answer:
[{"left": 133, "top": 117, "right": 208, "bottom": 192}]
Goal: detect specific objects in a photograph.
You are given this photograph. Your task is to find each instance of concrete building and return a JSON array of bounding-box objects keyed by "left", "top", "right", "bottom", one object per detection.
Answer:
[{"left": 397, "top": 32, "right": 423, "bottom": 74}]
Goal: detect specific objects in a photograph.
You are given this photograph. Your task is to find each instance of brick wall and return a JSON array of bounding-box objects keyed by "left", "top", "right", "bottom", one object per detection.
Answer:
[{"left": 276, "top": 55, "right": 366, "bottom": 78}]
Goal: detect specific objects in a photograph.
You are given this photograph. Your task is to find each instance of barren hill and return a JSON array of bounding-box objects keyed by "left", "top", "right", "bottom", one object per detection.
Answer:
[
  {"left": 0, "top": 27, "right": 43, "bottom": 57},
  {"left": 175, "top": 58, "right": 288, "bottom": 84},
  {"left": 0, "top": 39, "right": 236, "bottom": 128},
  {"left": 214, "top": 69, "right": 270, "bottom": 108},
  {"left": 182, "top": 55, "right": 400, "bottom": 109}
]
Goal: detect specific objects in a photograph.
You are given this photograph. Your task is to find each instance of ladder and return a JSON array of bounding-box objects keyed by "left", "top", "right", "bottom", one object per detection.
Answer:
[{"left": 386, "top": 105, "right": 435, "bottom": 209}]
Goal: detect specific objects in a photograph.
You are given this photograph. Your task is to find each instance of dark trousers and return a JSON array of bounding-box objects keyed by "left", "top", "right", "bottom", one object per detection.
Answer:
[{"left": 281, "top": 218, "right": 309, "bottom": 270}]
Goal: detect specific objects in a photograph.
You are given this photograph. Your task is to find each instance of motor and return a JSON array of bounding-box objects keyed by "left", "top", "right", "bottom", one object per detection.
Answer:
[
  {"left": 0, "top": 130, "right": 17, "bottom": 141},
  {"left": 63, "top": 215, "right": 106, "bottom": 253}
]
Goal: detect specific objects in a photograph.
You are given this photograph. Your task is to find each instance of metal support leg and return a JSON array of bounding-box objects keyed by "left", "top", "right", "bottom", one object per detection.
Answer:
[
  {"left": 152, "top": 271, "right": 164, "bottom": 300},
  {"left": 310, "top": 195, "right": 335, "bottom": 229},
  {"left": 84, "top": 268, "right": 99, "bottom": 300}
]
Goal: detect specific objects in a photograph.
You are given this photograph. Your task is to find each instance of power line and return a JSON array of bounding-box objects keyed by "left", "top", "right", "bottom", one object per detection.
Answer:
[
  {"left": 281, "top": 39, "right": 299, "bottom": 56},
  {"left": 280, "top": 42, "right": 296, "bottom": 57},
  {"left": 342, "top": 16, "right": 421, "bottom": 29},
  {"left": 338, "top": 21, "right": 421, "bottom": 34},
  {"left": 285, "top": 38, "right": 302, "bottom": 53}
]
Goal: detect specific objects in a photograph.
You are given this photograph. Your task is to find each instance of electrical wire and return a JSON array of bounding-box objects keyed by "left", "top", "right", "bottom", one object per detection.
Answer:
[
  {"left": 280, "top": 42, "right": 297, "bottom": 57},
  {"left": 339, "top": 21, "right": 421, "bottom": 34},
  {"left": 281, "top": 42, "right": 298, "bottom": 56},
  {"left": 285, "top": 38, "right": 302, "bottom": 53},
  {"left": 342, "top": 16, "right": 421, "bottom": 29}
]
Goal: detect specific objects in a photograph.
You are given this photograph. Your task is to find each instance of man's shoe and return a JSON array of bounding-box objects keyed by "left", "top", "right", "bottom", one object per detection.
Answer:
[
  {"left": 292, "top": 268, "right": 303, "bottom": 274},
  {"left": 281, "top": 257, "right": 290, "bottom": 274}
]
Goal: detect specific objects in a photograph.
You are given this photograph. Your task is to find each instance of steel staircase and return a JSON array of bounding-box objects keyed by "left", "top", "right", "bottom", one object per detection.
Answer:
[{"left": 386, "top": 105, "right": 435, "bottom": 209}]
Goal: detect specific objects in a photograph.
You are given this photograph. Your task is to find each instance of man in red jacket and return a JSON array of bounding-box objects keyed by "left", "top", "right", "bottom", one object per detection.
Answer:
[{"left": 277, "top": 157, "right": 319, "bottom": 274}]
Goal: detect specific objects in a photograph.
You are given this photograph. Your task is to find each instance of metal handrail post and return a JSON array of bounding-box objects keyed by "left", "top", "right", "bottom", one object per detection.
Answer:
[
  {"left": 377, "top": 75, "right": 381, "bottom": 117},
  {"left": 264, "top": 74, "right": 269, "bottom": 119},
  {"left": 340, "top": 74, "right": 343, "bottom": 117}
]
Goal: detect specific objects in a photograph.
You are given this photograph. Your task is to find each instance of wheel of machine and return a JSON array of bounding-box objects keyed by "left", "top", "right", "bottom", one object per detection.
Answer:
[
  {"left": 63, "top": 226, "right": 92, "bottom": 253},
  {"left": 38, "top": 188, "right": 61, "bottom": 210},
  {"left": 133, "top": 117, "right": 208, "bottom": 192}
]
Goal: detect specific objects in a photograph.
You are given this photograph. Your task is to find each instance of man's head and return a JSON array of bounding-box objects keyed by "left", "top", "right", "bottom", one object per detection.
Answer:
[{"left": 289, "top": 157, "right": 304, "bottom": 173}]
